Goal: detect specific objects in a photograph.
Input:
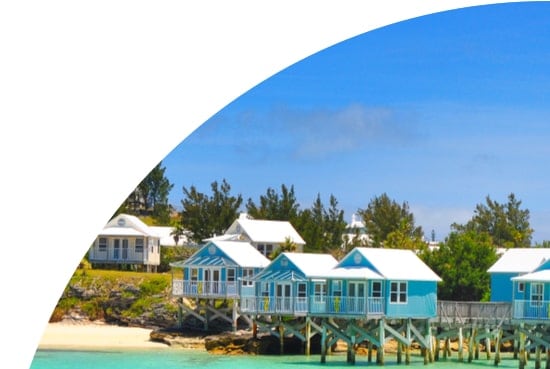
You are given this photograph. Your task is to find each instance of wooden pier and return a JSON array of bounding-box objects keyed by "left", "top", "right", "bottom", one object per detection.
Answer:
[{"left": 241, "top": 300, "right": 550, "bottom": 367}]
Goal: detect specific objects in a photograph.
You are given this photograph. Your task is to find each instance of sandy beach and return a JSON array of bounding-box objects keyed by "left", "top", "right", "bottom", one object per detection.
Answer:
[{"left": 37, "top": 321, "right": 170, "bottom": 351}]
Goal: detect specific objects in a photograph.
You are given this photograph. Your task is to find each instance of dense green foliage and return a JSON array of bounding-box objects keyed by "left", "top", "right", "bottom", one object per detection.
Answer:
[
  {"left": 246, "top": 184, "right": 300, "bottom": 222},
  {"left": 180, "top": 179, "right": 243, "bottom": 243},
  {"left": 356, "top": 193, "right": 423, "bottom": 248},
  {"left": 115, "top": 161, "right": 174, "bottom": 224},
  {"left": 50, "top": 269, "right": 177, "bottom": 323},
  {"left": 453, "top": 193, "right": 533, "bottom": 248},
  {"left": 420, "top": 230, "right": 498, "bottom": 301}
]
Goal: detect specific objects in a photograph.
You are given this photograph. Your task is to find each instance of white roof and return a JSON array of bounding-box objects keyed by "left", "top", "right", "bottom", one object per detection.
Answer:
[
  {"left": 99, "top": 213, "right": 157, "bottom": 238},
  {"left": 487, "top": 248, "right": 550, "bottom": 273},
  {"left": 282, "top": 252, "right": 338, "bottom": 277},
  {"left": 512, "top": 269, "right": 550, "bottom": 282},
  {"left": 352, "top": 247, "right": 442, "bottom": 282},
  {"left": 227, "top": 218, "right": 306, "bottom": 245},
  {"left": 325, "top": 266, "right": 383, "bottom": 280},
  {"left": 149, "top": 226, "right": 189, "bottom": 246},
  {"left": 214, "top": 241, "right": 271, "bottom": 268}
]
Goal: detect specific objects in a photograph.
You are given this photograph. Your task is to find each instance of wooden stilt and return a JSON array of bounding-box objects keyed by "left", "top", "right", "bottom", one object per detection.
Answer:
[
  {"left": 545, "top": 347, "right": 550, "bottom": 369},
  {"left": 368, "top": 342, "right": 373, "bottom": 363},
  {"left": 536, "top": 345, "right": 542, "bottom": 369},
  {"left": 486, "top": 327, "right": 492, "bottom": 360},
  {"left": 397, "top": 341, "right": 402, "bottom": 364},
  {"left": 458, "top": 327, "right": 464, "bottom": 362},
  {"left": 278, "top": 321, "right": 284, "bottom": 355},
  {"left": 494, "top": 329, "right": 501, "bottom": 366},
  {"left": 378, "top": 319, "right": 385, "bottom": 366},
  {"left": 519, "top": 329, "right": 526, "bottom": 369},
  {"left": 426, "top": 320, "right": 434, "bottom": 363},
  {"left": 321, "top": 322, "right": 327, "bottom": 364},
  {"left": 468, "top": 329, "right": 475, "bottom": 363},
  {"left": 232, "top": 300, "right": 238, "bottom": 332},
  {"left": 305, "top": 318, "right": 311, "bottom": 356},
  {"left": 405, "top": 343, "right": 411, "bottom": 365}
]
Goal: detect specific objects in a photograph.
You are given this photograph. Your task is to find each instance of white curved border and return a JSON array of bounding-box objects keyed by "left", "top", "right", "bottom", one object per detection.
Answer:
[{"left": 0, "top": 1, "right": 534, "bottom": 368}]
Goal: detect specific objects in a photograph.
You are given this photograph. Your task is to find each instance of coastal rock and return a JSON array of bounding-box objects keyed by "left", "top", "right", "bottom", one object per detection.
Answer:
[{"left": 150, "top": 329, "right": 206, "bottom": 349}]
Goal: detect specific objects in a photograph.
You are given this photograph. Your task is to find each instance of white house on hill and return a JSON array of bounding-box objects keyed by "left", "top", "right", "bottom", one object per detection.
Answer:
[
  {"left": 205, "top": 213, "right": 306, "bottom": 257},
  {"left": 88, "top": 213, "right": 162, "bottom": 272}
]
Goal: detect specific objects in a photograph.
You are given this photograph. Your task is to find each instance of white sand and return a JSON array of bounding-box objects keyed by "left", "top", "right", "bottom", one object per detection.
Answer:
[{"left": 37, "top": 321, "right": 169, "bottom": 351}]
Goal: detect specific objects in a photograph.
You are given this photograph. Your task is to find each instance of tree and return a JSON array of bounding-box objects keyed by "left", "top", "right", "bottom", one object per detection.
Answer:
[
  {"left": 268, "top": 237, "right": 298, "bottom": 260},
  {"left": 356, "top": 193, "right": 423, "bottom": 247},
  {"left": 385, "top": 219, "right": 427, "bottom": 251},
  {"left": 295, "top": 193, "right": 347, "bottom": 256},
  {"left": 453, "top": 193, "right": 533, "bottom": 248},
  {"left": 295, "top": 194, "right": 325, "bottom": 253},
  {"left": 180, "top": 179, "right": 243, "bottom": 244},
  {"left": 323, "top": 194, "right": 348, "bottom": 252},
  {"left": 246, "top": 184, "right": 300, "bottom": 222},
  {"left": 115, "top": 161, "right": 174, "bottom": 224},
  {"left": 420, "top": 230, "right": 498, "bottom": 301}
]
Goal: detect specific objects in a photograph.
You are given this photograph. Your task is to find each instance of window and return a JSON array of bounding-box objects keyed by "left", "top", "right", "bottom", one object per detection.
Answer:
[
  {"left": 257, "top": 244, "right": 273, "bottom": 257},
  {"left": 297, "top": 283, "right": 307, "bottom": 298},
  {"left": 332, "top": 280, "right": 342, "bottom": 297},
  {"left": 390, "top": 281, "right": 407, "bottom": 304},
  {"left": 190, "top": 268, "right": 198, "bottom": 281},
  {"left": 135, "top": 238, "right": 144, "bottom": 253},
  {"left": 227, "top": 268, "right": 236, "bottom": 283},
  {"left": 518, "top": 282, "right": 525, "bottom": 293},
  {"left": 371, "top": 281, "right": 382, "bottom": 298},
  {"left": 242, "top": 268, "right": 254, "bottom": 286},
  {"left": 531, "top": 283, "right": 544, "bottom": 307},
  {"left": 98, "top": 238, "right": 107, "bottom": 252},
  {"left": 261, "top": 282, "right": 269, "bottom": 297}
]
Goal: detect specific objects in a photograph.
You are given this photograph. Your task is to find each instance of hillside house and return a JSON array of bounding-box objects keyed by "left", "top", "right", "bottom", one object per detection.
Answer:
[
  {"left": 207, "top": 213, "right": 306, "bottom": 257},
  {"left": 88, "top": 213, "right": 161, "bottom": 272}
]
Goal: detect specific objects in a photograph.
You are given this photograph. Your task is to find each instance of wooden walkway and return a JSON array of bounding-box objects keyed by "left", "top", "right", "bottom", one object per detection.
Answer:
[{"left": 177, "top": 298, "right": 550, "bottom": 367}]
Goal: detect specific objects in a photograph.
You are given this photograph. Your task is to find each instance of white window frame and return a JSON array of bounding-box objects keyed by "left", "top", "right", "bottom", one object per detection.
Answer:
[
  {"left": 531, "top": 283, "right": 544, "bottom": 307},
  {"left": 98, "top": 237, "right": 107, "bottom": 252},
  {"left": 518, "top": 282, "right": 525, "bottom": 293},
  {"left": 242, "top": 268, "right": 254, "bottom": 287},
  {"left": 371, "top": 281, "right": 382, "bottom": 298},
  {"left": 135, "top": 238, "right": 144, "bottom": 253},
  {"left": 390, "top": 281, "right": 407, "bottom": 304},
  {"left": 332, "top": 280, "right": 342, "bottom": 297}
]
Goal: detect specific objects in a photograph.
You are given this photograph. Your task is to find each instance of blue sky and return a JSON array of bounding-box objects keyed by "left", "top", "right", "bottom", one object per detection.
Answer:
[{"left": 162, "top": 2, "right": 550, "bottom": 243}]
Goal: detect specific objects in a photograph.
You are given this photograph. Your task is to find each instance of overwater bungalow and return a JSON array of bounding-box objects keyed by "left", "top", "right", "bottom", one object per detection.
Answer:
[
  {"left": 170, "top": 240, "right": 270, "bottom": 330},
  {"left": 239, "top": 252, "right": 338, "bottom": 316},
  {"left": 487, "top": 247, "right": 550, "bottom": 302},
  {"left": 511, "top": 258, "right": 550, "bottom": 321},
  {"left": 170, "top": 239, "right": 270, "bottom": 300}
]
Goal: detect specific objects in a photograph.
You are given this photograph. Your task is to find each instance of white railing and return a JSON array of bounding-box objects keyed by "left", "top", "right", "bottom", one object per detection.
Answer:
[
  {"left": 239, "top": 295, "right": 385, "bottom": 316},
  {"left": 171, "top": 280, "right": 239, "bottom": 298},
  {"left": 513, "top": 299, "right": 550, "bottom": 320}
]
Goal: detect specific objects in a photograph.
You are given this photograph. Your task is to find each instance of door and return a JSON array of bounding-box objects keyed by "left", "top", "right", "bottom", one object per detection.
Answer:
[
  {"left": 276, "top": 282, "right": 292, "bottom": 313},
  {"left": 113, "top": 239, "right": 120, "bottom": 260},
  {"left": 204, "top": 269, "right": 221, "bottom": 295},
  {"left": 348, "top": 281, "right": 366, "bottom": 314}
]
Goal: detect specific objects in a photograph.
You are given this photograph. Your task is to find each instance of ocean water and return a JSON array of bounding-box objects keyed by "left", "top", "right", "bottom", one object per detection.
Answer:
[{"left": 29, "top": 349, "right": 525, "bottom": 369}]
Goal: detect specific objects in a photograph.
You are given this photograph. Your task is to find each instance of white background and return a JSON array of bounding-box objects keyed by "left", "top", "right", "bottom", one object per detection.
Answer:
[{"left": 0, "top": 1, "right": 526, "bottom": 368}]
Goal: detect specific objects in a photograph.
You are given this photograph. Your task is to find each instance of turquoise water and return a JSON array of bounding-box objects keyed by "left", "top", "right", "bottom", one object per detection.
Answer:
[{"left": 30, "top": 349, "right": 525, "bottom": 369}]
